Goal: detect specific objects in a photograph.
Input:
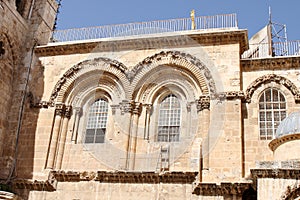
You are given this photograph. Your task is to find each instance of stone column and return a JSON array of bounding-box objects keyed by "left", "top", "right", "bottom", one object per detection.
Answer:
[
  {"left": 128, "top": 102, "right": 142, "bottom": 170},
  {"left": 46, "top": 104, "right": 65, "bottom": 169},
  {"left": 120, "top": 100, "right": 134, "bottom": 170},
  {"left": 55, "top": 106, "right": 72, "bottom": 169},
  {"left": 197, "top": 96, "right": 210, "bottom": 170},
  {"left": 143, "top": 104, "right": 152, "bottom": 140},
  {"left": 71, "top": 107, "right": 81, "bottom": 143}
]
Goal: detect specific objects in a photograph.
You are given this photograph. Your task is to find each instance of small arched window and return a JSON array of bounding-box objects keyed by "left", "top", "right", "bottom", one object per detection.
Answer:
[
  {"left": 259, "top": 88, "right": 286, "bottom": 140},
  {"left": 85, "top": 99, "right": 108, "bottom": 143},
  {"left": 157, "top": 94, "right": 181, "bottom": 142}
]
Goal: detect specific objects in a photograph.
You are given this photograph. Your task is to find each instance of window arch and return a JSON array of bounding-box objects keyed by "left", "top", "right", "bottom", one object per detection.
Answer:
[
  {"left": 157, "top": 94, "right": 181, "bottom": 142},
  {"left": 259, "top": 88, "right": 286, "bottom": 140},
  {"left": 85, "top": 98, "right": 108, "bottom": 143}
]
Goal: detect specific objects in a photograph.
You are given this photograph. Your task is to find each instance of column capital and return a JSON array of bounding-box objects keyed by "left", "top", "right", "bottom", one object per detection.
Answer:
[{"left": 197, "top": 95, "right": 210, "bottom": 112}]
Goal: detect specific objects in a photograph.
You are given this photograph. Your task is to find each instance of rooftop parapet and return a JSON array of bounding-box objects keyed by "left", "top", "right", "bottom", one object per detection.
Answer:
[{"left": 51, "top": 13, "right": 238, "bottom": 43}]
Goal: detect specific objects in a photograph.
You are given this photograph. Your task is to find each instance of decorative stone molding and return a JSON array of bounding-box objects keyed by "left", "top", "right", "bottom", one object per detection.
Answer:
[
  {"left": 251, "top": 169, "right": 300, "bottom": 180},
  {"left": 49, "top": 51, "right": 218, "bottom": 106},
  {"left": 65, "top": 106, "right": 72, "bottom": 119},
  {"left": 132, "top": 102, "right": 142, "bottom": 115},
  {"left": 223, "top": 91, "right": 245, "bottom": 100},
  {"left": 50, "top": 170, "right": 198, "bottom": 184},
  {"left": 256, "top": 160, "right": 300, "bottom": 170},
  {"left": 131, "top": 51, "right": 216, "bottom": 95},
  {"left": 119, "top": 100, "right": 133, "bottom": 114},
  {"left": 35, "top": 30, "right": 248, "bottom": 56},
  {"left": 281, "top": 185, "right": 300, "bottom": 200},
  {"left": 13, "top": 179, "right": 56, "bottom": 192},
  {"left": 244, "top": 74, "right": 300, "bottom": 103},
  {"left": 49, "top": 57, "right": 127, "bottom": 104},
  {"left": 110, "top": 105, "right": 120, "bottom": 115},
  {"left": 119, "top": 100, "right": 143, "bottom": 115},
  {"left": 96, "top": 171, "right": 198, "bottom": 184},
  {"left": 197, "top": 95, "right": 210, "bottom": 112},
  {"left": 55, "top": 104, "right": 66, "bottom": 116},
  {"left": 192, "top": 182, "right": 251, "bottom": 196},
  {"left": 269, "top": 133, "right": 300, "bottom": 151},
  {"left": 241, "top": 57, "right": 300, "bottom": 72}
]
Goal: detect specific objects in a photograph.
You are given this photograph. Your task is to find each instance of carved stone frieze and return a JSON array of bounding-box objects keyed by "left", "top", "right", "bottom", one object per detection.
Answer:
[
  {"left": 245, "top": 74, "right": 300, "bottom": 103},
  {"left": 197, "top": 95, "right": 210, "bottom": 112},
  {"left": 49, "top": 170, "right": 198, "bottom": 184},
  {"left": 49, "top": 51, "right": 217, "bottom": 105},
  {"left": 13, "top": 179, "right": 56, "bottom": 192},
  {"left": 49, "top": 57, "right": 127, "bottom": 104},
  {"left": 55, "top": 104, "right": 66, "bottom": 117},
  {"left": 192, "top": 182, "right": 251, "bottom": 196},
  {"left": 221, "top": 91, "right": 245, "bottom": 100}
]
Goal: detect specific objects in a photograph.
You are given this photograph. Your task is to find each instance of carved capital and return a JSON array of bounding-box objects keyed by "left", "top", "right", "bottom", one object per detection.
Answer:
[
  {"left": 132, "top": 102, "right": 143, "bottom": 115},
  {"left": 144, "top": 104, "right": 152, "bottom": 113},
  {"left": 197, "top": 96, "right": 210, "bottom": 112},
  {"left": 55, "top": 104, "right": 66, "bottom": 117},
  {"left": 65, "top": 106, "right": 72, "bottom": 118},
  {"left": 110, "top": 105, "right": 119, "bottom": 115},
  {"left": 119, "top": 101, "right": 143, "bottom": 115},
  {"left": 120, "top": 100, "right": 132, "bottom": 114}
]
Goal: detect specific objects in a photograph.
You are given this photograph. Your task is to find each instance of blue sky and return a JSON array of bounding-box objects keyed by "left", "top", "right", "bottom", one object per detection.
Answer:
[{"left": 57, "top": 0, "right": 299, "bottom": 40}]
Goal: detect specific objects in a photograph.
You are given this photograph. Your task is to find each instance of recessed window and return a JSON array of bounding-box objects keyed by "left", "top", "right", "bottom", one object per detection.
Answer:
[
  {"left": 259, "top": 88, "right": 286, "bottom": 140},
  {"left": 85, "top": 99, "right": 108, "bottom": 143},
  {"left": 157, "top": 94, "right": 181, "bottom": 142}
]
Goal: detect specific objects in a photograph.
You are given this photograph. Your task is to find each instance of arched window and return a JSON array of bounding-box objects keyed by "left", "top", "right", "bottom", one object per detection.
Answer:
[
  {"left": 157, "top": 94, "right": 181, "bottom": 142},
  {"left": 259, "top": 88, "right": 286, "bottom": 140},
  {"left": 85, "top": 99, "right": 108, "bottom": 143}
]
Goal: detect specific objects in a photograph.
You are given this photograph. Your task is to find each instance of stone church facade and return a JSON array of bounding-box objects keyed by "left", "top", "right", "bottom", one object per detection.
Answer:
[{"left": 1, "top": 1, "right": 300, "bottom": 199}]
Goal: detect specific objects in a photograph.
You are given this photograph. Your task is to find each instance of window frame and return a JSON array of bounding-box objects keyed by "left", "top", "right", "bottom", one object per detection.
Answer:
[
  {"left": 156, "top": 94, "right": 181, "bottom": 142},
  {"left": 84, "top": 98, "right": 109, "bottom": 144},
  {"left": 258, "top": 87, "right": 286, "bottom": 140}
]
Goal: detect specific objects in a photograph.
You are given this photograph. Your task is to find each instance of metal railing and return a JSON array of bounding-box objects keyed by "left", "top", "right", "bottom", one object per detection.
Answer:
[
  {"left": 51, "top": 13, "right": 238, "bottom": 43},
  {"left": 242, "top": 40, "right": 300, "bottom": 59}
]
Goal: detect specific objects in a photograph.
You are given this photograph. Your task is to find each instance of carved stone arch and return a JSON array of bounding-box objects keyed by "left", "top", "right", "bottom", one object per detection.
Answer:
[
  {"left": 49, "top": 57, "right": 129, "bottom": 105},
  {"left": 130, "top": 51, "right": 216, "bottom": 98},
  {"left": 282, "top": 186, "right": 300, "bottom": 200},
  {"left": 245, "top": 74, "right": 300, "bottom": 103},
  {"left": 66, "top": 72, "right": 122, "bottom": 105}
]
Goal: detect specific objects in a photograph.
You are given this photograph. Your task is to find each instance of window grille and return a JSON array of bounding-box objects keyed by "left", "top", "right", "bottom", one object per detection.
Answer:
[
  {"left": 85, "top": 99, "right": 108, "bottom": 143},
  {"left": 259, "top": 88, "right": 286, "bottom": 140},
  {"left": 157, "top": 94, "right": 181, "bottom": 142}
]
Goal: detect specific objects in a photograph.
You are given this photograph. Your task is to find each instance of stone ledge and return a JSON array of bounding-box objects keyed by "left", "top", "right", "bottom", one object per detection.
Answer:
[
  {"left": 36, "top": 30, "right": 248, "bottom": 56},
  {"left": 269, "top": 133, "right": 300, "bottom": 151},
  {"left": 192, "top": 182, "right": 251, "bottom": 196},
  {"left": 13, "top": 179, "right": 56, "bottom": 192},
  {"left": 52, "top": 170, "right": 198, "bottom": 184},
  {"left": 251, "top": 169, "right": 300, "bottom": 179},
  {"left": 241, "top": 56, "right": 300, "bottom": 71}
]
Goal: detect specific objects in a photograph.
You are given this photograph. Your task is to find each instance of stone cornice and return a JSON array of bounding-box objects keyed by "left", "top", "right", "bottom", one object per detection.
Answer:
[
  {"left": 13, "top": 179, "right": 56, "bottom": 192},
  {"left": 52, "top": 170, "right": 198, "bottom": 184},
  {"left": 192, "top": 182, "right": 251, "bottom": 196},
  {"left": 241, "top": 56, "right": 300, "bottom": 72},
  {"left": 35, "top": 30, "right": 248, "bottom": 56},
  {"left": 251, "top": 169, "right": 300, "bottom": 180},
  {"left": 269, "top": 133, "right": 300, "bottom": 151}
]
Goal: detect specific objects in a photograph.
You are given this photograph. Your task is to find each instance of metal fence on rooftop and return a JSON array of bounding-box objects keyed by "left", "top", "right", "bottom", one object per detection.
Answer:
[
  {"left": 51, "top": 13, "right": 238, "bottom": 42},
  {"left": 242, "top": 40, "right": 300, "bottom": 59}
]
